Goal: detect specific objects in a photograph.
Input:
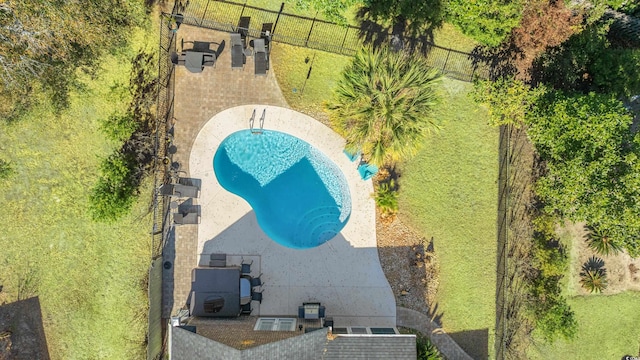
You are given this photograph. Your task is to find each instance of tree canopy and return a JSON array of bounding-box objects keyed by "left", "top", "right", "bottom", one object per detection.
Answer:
[
  {"left": 528, "top": 91, "right": 640, "bottom": 256},
  {"left": 447, "top": 0, "right": 525, "bottom": 47},
  {"left": 0, "top": 0, "right": 146, "bottom": 117},
  {"left": 325, "top": 45, "right": 442, "bottom": 167}
]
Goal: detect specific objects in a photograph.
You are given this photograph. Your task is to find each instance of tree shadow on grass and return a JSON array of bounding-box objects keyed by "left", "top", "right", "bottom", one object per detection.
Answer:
[{"left": 354, "top": 0, "right": 446, "bottom": 53}]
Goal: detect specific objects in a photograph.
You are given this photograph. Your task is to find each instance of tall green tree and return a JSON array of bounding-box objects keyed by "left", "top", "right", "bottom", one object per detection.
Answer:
[
  {"left": 325, "top": 45, "right": 442, "bottom": 167},
  {"left": 528, "top": 90, "right": 640, "bottom": 256},
  {"left": 447, "top": 0, "right": 525, "bottom": 47},
  {"left": 0, "top": 0, "right": 146, "bottom": 116}
]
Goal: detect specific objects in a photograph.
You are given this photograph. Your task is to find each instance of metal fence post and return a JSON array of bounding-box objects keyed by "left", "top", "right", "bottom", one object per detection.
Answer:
[
  {"left": 272, "top": 2, "right": 285, "bottom": 35},
  {"left": 442, "top": 50, "right": 451, "bottom": 74},
  {"left": 340, "top": 27, "right": 349, "bottom": 55},
  {"left": 305, "top": 14, "right": 317, "bottom": 47},
  {"left": 201, "top": 0, "right": 211, "bottom": 26}
]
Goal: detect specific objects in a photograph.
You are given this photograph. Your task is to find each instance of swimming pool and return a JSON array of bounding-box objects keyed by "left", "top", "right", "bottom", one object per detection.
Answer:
[{"left": 213, "top": 130, "right": 351, "bottom": 249}]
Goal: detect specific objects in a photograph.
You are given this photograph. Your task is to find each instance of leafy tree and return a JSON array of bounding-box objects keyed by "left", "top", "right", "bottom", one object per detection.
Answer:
[
  {"left": 533, "top": 21, "right": 640, "bottom": 98},
  {"left": 325, "top": 45, "right": 442, "bottom": 167},
  {"left": 472, "top": 77, "right": 542, "bottom": 127},
  {"left": 0, "top": 0, "right": 146, "bottom": 117},
  {"left": 509, "top": 0, "right": 580, "bottom": 79},
  {"left": 528, "top": 90, "right": 640, "bottom": 256},
  {"left": 447, "top": 0, "right": 525, "bottom": 47}
]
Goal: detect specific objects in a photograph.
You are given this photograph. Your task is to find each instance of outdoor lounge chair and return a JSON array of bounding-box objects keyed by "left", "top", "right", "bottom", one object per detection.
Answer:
[
  {"left": 173, "top": 211, "right": 199, "bottom": 225},
  {"left": 253, "top": 38, "right": 268, "bottom": 76},
  {"left": 209, "top": 253, "right": 226, "bottom": 267},
  {"left": 358, "top": 163, "right": 379, "bottom": 180},
  {"left": 230, "top": 33, "right": 245, "bottom": 69},
  {"left": 158, "top": 183, "right": 200, "bottom": 198},
  {"left": 251, "top": 291, "right": 263, "bottom": 304}
]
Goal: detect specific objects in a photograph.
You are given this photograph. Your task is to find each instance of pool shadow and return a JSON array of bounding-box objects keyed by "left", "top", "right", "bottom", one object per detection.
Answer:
[{"left": 196, "top": 210, "right": 395, "bottom": 324}]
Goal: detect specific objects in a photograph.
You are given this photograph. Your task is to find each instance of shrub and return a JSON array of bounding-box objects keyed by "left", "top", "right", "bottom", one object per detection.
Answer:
[
  {"left": 373, "top": 179, "right": 399, "bottom": 219},
  {"left": 586, "top": 226, "right": 623, "bottom": 256},
  {"left": 89, "top": 152, "right": 138, "bottom": 222},
  {"left": 417, "top": 335, "right": 443, "bottom": 360},
  {"left": 0, "top": 159, "right": 13, "bottom": 180},
  {"left": 471, "top": 77, "right": 542, "bottom": 127},
  {"left": 579, "top": 257, "right": 608, "bottom": 293}
]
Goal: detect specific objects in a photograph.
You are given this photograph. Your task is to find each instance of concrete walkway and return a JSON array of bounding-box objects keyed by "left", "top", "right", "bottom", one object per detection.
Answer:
[{"left": 396, "top": 306, "right": 474, "bottom": 360}]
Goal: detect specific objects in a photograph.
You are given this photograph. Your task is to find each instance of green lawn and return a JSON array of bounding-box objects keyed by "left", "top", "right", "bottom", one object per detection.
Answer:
[
  {"left": 0, "top": 25, "right": 156, "bottom": 359},
  {"left": 398, "top": 79, "right": 498, "bottom": 359},
  {"left": 270, "top": 42, "right": 351, "bottom": 114},
  {"left": 529, "top": 292, "right": 640, "bottom": 359}
]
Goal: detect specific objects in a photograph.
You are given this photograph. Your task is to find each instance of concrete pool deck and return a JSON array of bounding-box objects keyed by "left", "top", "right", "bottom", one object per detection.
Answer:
[{"left": 188, "top": 105, "right": 396, "bottom": 326}]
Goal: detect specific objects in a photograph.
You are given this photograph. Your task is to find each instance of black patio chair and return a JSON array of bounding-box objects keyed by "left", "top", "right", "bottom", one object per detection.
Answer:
[
  {"left": 241, "top": 258, "right": 253, "bottom": 275},
  {"left": 251, "top": 291, "right": 263, "bottom": 304},
  {"left": 237, "top": 16, "right": 251, "bottom": 41},
  {"left": 230, "top": 33, "right": 245, "bottom": 69},
  {"left": 253, "top": 38, "right": 267, "bottom": 76},
  {"left": 250, "top": 274, "right": 263, "bottom": 288},
  {"left": 241, "top": 302, "right": 252, "bottom": 315}
]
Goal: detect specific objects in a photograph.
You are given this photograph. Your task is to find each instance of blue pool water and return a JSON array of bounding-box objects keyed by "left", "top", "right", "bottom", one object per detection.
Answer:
[{"left": 213, "top": 130, "right": 351, "bottom": 249}]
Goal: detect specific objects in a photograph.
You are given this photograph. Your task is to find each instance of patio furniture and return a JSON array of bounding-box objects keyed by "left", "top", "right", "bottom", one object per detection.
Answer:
[
  {"left": 185, "top": 51, "right": 204, "bottom": 73},
  {"left": 209, "top": 253, "right": 226, "bottom": 267},
  {"left": 173, "top": 211, "right": 199, "bottom": 225},
  {"left": 203, "top": 53, "right": 216, "bottom": 67},
  {"left": 260, "top": 23, "right": 273, "bottom": 52},
  {"left": 230, "top": 33, "right": 245, "bottom": 69},
  {"left": 240, "top": 302, "right": 252, "bottom": 315},
  {"left": 298, "top": 302, "right": 326, "bottom": 319},
  {"left": 343, "top": 149, "right": 361, "bottom": 162},
  {"left": 159, "top": 183, "right": 200, "bottom": 198},
  {"left": 240, "top": 258, "right": 253, "bottom": 275},
  {"left": 358, "top": 163, "right": 378, "bottom": 180},
  {"left": 170, "top": 51, "right": 186, "bottom": 65},
  {"left": 251, "top": 291, "right": 263, "bottom": 304},
  {"left": 253, "top": 38, "right": 268, "bottom": 76},
  {"left": 240, "top": 277, "right": 251, "bottom": 305},
  {"left": 237, "top": 16, "right": 251, "bottom": 41},
  {"left": 190, "top": 267, "right": 243, "bottom": 317},
  {"left": 250, "top": 274, "right": 263, "bottom": 288}
]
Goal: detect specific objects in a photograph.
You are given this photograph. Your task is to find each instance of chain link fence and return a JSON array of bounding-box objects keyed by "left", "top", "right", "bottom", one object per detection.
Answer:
[{"left": 174, "top": 0, "right": 489, "bottom": 81}]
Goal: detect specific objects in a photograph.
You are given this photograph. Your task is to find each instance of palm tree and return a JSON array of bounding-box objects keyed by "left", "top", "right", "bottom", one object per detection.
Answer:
[
  {"left": 585, "top": 225, "right": 622, "bottom": 256},
  {"left": 325, "top": 45, "right": 442, "bottom": 167},
  {"left": 579, "top": 256, "right": 608, "bottom": 293}
]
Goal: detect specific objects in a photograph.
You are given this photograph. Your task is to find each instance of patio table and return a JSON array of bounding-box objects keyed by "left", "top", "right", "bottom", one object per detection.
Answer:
[{"left": 185, "top": 51, "right": 204, "bottom": 73}]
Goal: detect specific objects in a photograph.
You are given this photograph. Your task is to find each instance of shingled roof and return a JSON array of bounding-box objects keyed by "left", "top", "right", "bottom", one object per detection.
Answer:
[{"left": 170, "top": 324, "right": 416, "bottom": 360}]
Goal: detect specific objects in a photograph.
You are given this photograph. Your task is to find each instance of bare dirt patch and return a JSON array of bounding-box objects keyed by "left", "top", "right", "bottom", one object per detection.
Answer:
[
  {"left": 560, "top": 221, "right": 640, "bottom": 295},
  {"left": 376, "top": 209, "right": 439, "bottom": 317}
]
